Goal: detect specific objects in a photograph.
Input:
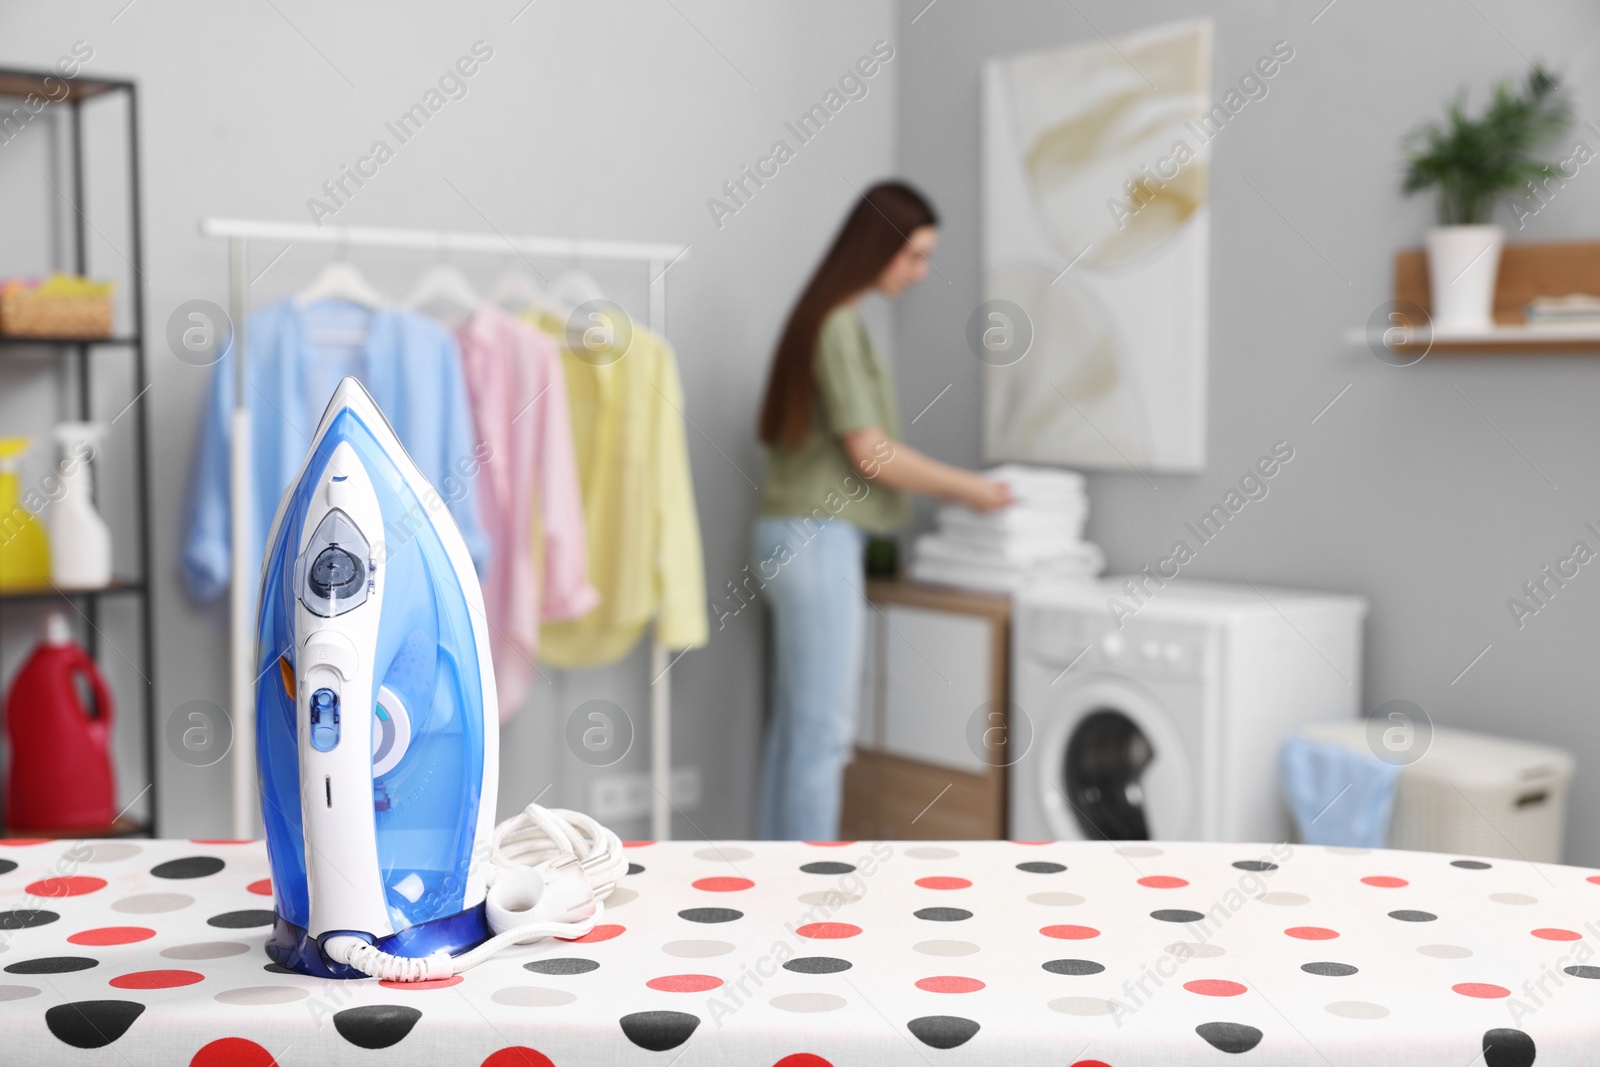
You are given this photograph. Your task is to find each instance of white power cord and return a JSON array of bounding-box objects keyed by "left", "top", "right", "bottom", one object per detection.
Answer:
[{"left": 323, "top": 803, "right": 626, "bottom": 981}]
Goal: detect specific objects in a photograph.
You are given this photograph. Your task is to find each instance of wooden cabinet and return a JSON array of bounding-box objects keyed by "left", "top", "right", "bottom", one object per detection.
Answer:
[{"left": 841, "top": 579, "right": 1012, "bottom": 839}]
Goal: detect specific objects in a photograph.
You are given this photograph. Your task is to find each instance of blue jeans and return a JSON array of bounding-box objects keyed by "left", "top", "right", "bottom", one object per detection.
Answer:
[{"left": 752, "top": 516, "right": 866, "bottom": 840}]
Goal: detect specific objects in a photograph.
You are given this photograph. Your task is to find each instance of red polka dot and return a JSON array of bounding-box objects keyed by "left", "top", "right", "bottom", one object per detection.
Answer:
[
  {"left": 622, "top": 841, "right": 654, "bottom": 848},
  {"left": 110, "top": 969, "right": 204, "bottom": 989},
  {"left": 1361, "top": 876, "right": 1408, "bottom": 888},
  {"left": 1071, "top": 1062, "right": 1114, "bottom": 1067},
  {"left": 693, "top": 877, "right": 754, "bottom": 892},
  {"left": 916, "top": 876, "right": 972, "bottom": 890},
  {"left": 773, "top": 1056, "right": 833, "bottom": 1067},
  {"left": 1285, "top": 926, "right": 1340, "bottom": 940},
  {"left": 69, "top": 926, "right": 155, "bottom": 946},
  {"left": 481, "top": 1050, "right": 556, "bottom": 1067},
  {"left": 247, "top": 878, "right": 272, "bottom": 896},
  {"left": 1138, "top": 875, "right": 1189, "bottom": 888},
  {"left": 0, "top": 838, "right": 53, "bottom": 846},
  {"left": 646, "top": 973, "right": 723, "bottom": 992},
  {"left": 1588, "top": 875, "right": 1600, "bottom": 885},
  {"left": 189, "top": 839, "right": 253, "bottom": 845},
  {"left": 795, "top": 922, "right": 861, "bottom": 939},
  {"left": 915, "top": 975, "right": 985, "bottom": 993},
  {"left": 191, "top": 1037, "right": 277, "bottom": 1067},
  {"left": 379, "top": 976, "right": 464, "bottom": 990},
  {"left": 1454, "top": 982, "right": 1511, "bottom": 999},
  {"left": 1011, "top": 840, "right": 1052, "bottom": 846},
  {"left": 1532, "top": 928, "right": 1582, "bottom": 941},
  {"left": 1041, "top": 924, "right": 1100, "bottom": 940},
  {"left": 803, "top": 841, "right": 855, "bottom": 847},
  {"left": 558, "top": 923, "right": 624, "bottom": 943},
  {"left": 25, "top": 875, "right": 106, "bottom": 897},
  {"left": 1184, "top": 979, "right": 1247, "bottom": 997}
]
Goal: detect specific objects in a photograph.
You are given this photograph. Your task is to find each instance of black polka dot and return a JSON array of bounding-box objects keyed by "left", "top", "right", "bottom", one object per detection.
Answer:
[
  {"left": 908, "top": 1015, "right": 980, "bottom": 1049},
  {"left": 264, "top": 963, "right": 294, "bottom": 974},
  {"left": 1301, "top": 962, "right": 1358, "bottom": 977},
  {"left": 332, "top": 1005, "right": 422, "bottom": 1050},
  {"left": 619, "top": 1010, "right": 699, "bottom": 1051},
  {"left": 677, "top": 907, "right": 742, "bottom": 924},
  {"left": 523, "top": 958, "right": 599, "bottom": 975},
  {"left": 1152, "top": 909, "right": 1206, "bottom": 923},
  {"left": 0, "top": 859, "right": 17, "bottom": 876},
  {"left": 1016, "top": 861, "right": 1066, "bottom": 874},
  {"left": 0, "top": 909, "right": 58, "bottom": 930},
  {"left": 1196, "top": 1021, "right": 1264, "bottom": 1053},
  {"left": 626, "top": 863, "right": 644, "bottom": 876},
  {"left": 1232, "top": 860, "right": 1278, "bottom": 872},
  {"left": 799, "top": 861, "right": 855, "bottom": 875},
  {"left": 45, "top": 1000, "right": 144, "bottom": 1049},
  {"left": 914, "top": 907, "right": 972, "bottom": 922},
  {"left": 1564, "top": 965, "right": 1600, "bottom": 980},
  {"left": 207, "top": 909, "right": 275, "bottom": 929},
  {"left": 6, "top": 957, "right": 97, "bottom": 975},
  {"left": 150, "top": 856, "right": 225, "bottom": 880},
  {"left": 1043, "top": 958, "right": 1105, "bottom": 976},
  {"left": 1483, "top": 1028, "right": 1536, "bottom": 1067},
  {"left": 784, "top": 956, "right": 852, "bottom": 974},
  {"left": 1452, "top": 860, "right": 1492, "bottom": 870},
  {"left": 1389, "top": 910, "right": 1437, "bottom": 923}
]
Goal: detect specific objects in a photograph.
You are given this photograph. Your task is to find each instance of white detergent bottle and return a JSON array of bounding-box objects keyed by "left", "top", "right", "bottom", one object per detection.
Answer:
[{"left": 49, "top": 423, "right": 112, "bottom": 589}]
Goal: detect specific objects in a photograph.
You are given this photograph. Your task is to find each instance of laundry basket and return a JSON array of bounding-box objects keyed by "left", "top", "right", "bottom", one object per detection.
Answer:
[{"left": 1297, "top": 722, "right": 1574, "bottom": 862}]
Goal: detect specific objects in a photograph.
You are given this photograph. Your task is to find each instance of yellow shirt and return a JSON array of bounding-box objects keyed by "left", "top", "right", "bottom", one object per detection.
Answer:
[{"left": 531, "top": 310, "right": 708, "bottom": 667}]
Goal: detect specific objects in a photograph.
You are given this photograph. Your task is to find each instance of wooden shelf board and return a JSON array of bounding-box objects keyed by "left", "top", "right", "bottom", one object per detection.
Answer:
[
  {"left": 0, "top": 69, "right": 131, "bottom": 102},
  {"left": 0, "top": 577, "right": 146, "bottom": 604},
  {"left": 0, "top": 334, "right": 138, "bottom": 347}
]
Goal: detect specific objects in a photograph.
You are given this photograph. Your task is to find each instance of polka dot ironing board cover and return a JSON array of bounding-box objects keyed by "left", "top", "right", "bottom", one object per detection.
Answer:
[{"left": 0, "top": 837, "right": 1596, "bottom": 1066}]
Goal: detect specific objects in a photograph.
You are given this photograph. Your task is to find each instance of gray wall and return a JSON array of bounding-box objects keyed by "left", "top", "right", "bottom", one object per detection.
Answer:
[
  {"left": 893, "top": 0, "right": 1600, "bottom": 864},
  {"left": 0, "top": 0, "right": 898, "bottom": 839}
]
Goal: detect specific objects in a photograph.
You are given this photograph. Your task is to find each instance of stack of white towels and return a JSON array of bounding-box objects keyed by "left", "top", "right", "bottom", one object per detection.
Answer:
[{"left": 909, "top": 464, "right": 1104, "bottom": 594}]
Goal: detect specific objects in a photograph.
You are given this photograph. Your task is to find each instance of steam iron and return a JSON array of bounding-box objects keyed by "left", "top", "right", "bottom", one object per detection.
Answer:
[{"left": 256, "top": 377, "right": 623, "bottom": 981}]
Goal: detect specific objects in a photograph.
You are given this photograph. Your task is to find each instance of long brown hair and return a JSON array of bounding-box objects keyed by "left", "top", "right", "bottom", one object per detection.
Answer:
[{"left": 758, "top": 181, "right": 938, "bottom": 449}]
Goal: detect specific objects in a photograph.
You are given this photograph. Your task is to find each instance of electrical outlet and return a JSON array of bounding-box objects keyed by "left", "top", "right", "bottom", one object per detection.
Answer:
[{"left": 589, "top": 766, "right": 701, "bottom": 822}]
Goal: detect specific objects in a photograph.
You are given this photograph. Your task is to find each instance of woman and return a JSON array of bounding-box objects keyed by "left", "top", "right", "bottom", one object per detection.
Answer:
[{"left": 753, "top": 180, "right": 1013, "bottom": 840}]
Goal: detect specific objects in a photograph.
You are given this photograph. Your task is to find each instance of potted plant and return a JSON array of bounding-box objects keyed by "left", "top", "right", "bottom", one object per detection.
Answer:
[{"left": 1402, "top": 66, "right": 1571, "bottom": 331}]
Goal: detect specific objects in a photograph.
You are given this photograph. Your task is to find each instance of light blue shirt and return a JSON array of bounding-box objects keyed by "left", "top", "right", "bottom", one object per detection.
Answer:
[{"left": 183, "top": 299, "right": 491, "bottom": 602}]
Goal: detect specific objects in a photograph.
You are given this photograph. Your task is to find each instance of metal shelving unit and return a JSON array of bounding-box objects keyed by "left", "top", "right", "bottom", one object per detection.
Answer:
[{"left": 0, "top": 67, "right": 156, "bottom": 836}]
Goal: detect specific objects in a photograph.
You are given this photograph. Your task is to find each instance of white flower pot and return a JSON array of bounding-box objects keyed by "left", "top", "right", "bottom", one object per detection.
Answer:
[{"left": 1426, "top": 224, "right": 1505, "bottom": 332}]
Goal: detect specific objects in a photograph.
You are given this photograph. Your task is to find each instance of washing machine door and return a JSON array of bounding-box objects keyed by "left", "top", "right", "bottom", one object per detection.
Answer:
[{"left": 1041, "top": 677, "right": 1195, "bottom": 841}]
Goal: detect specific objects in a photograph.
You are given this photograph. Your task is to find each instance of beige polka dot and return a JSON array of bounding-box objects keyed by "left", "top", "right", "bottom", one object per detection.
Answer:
[
  {"left": 79, "top": 842, "right": 142, "bottom": 863},
  {"left": 492, "top": 986, "right": 577, "bottom": 1007},
  {"left": 1490, "top": 892, "right": 1537, "bottom": 905},
  {"left": 798, "top": 891, "right": 862, "bottom": 907},
  {"left": 0, "top": 986, "right": 39, "bottom": 1002},
  {"left": 904, "top": 846, "right": 958, "bottom": 860},
  {"left": 1027, "top": 892, "right": 1086, "bottom": 906},
  {"left": 694, "top": 847, "right": 753, "bottom": 862},
  {"left": 1256, "top": 892, "right": 1309, "bottom": 906},
  {"left": 162, "top": 942, "right": 251, "bottom": 960},
  {"left": 1116, "top": 845, "right": 1163, "bottom": 858},
  {"left": 1417, "top": 944, "right": 1473, "bottom": 959},
  {"left": 1167, "top": 942, "right": 1225, "bottom": 958},
  {"left": 1326, "top": 1000, "right": 1389, "bottom": 1019},
  {"left": 770, "top": 992, "right": 847, "bottom": 1012},
  {"left": 606, "top": 888, "right": 638, "bottom": 908},
  {"left": 215, "top": 986, "right": 308, "bottom": 1005},
  {"left": 662, "top": 940, "right": 734, "bottom": 958},
  {"left": 1050, "top": 996, "right": 1119, "bottom": 1016},
  {"left": 914, "top": 940, "right": 979, "bottom": 956},
  {"left": 112, "top": 892, "right": 194, "bottom": 914}
]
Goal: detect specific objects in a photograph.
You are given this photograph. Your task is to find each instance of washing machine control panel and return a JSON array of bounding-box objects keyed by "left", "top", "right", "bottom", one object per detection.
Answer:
[{"left": 1022, "top": 603, "right": 1208, "bottom": 679}]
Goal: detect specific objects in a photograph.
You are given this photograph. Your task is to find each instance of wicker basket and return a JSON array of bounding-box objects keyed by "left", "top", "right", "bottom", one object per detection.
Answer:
[{"left": 0, "top": 286, "right": 113, "bottom": 339}]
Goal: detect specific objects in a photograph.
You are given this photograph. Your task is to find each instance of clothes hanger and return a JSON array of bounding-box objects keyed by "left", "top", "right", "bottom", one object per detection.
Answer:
[
  {"left": 547, "top": 267, "right": 605, "bottom": 314},
  {"left": 486, "top": 258, "right": 552, "bottom": 314},
  {"left": 405, "top": 237, "right": 484, "bottom": 327},
  {"left": 294, "top": 231, "right": 388, "bottom": 310}
]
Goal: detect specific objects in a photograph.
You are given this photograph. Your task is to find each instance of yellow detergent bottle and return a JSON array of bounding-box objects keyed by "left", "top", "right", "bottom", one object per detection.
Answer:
[{"left": 0, "top": 436, "right": 51, "bottom": 589}]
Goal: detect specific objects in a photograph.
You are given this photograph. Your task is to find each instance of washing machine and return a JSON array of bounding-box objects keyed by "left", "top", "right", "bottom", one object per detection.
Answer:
[{"left": 1010, "top": 578, "right": 1366, "bottom": 843}]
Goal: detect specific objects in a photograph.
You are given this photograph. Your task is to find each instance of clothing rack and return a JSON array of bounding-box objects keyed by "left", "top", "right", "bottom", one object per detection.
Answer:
[{"left": 199, "top": 217, "right": 689, "bottom": 844}]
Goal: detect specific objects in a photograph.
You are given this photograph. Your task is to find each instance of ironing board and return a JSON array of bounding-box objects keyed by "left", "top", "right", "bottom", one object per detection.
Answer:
[{"left": 1, "top": 837, "right": 1597, "bottom": 1066}]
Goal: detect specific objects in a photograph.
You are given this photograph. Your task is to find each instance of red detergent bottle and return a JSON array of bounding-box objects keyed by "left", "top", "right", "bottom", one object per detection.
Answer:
[{"left": 4, "top": 613, "right": 116, "bottom": 830}]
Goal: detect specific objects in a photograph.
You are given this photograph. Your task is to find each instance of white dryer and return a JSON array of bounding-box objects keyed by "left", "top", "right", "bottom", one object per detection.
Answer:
[{"left": 1010, "top": 579, "right": 1365, "bottom": 843}]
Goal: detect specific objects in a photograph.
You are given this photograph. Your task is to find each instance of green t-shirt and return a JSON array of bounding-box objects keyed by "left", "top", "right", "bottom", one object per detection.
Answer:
[{"left": 758, "top": 305, "right": 908, "bottom": 533}]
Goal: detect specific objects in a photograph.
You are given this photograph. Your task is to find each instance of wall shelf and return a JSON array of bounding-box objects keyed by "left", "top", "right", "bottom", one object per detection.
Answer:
[{"left": 0, "top": 334, "right": 140, "bottom": 347}]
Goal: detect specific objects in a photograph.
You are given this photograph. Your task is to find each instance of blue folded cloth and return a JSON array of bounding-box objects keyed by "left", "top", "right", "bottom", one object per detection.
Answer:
[{"left": 1280, "top": 733, "right": 1402, "bottom": 847}]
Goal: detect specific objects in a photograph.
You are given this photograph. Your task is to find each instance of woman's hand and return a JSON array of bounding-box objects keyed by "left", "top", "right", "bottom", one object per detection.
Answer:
[{"left": 958, "top": 475, "right": 1015, "bottom": 513}]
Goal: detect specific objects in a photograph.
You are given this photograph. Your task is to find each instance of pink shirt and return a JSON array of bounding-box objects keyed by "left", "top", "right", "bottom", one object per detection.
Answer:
[{"left": 458, "top": 304, "right": 598, "bottom": 719}]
